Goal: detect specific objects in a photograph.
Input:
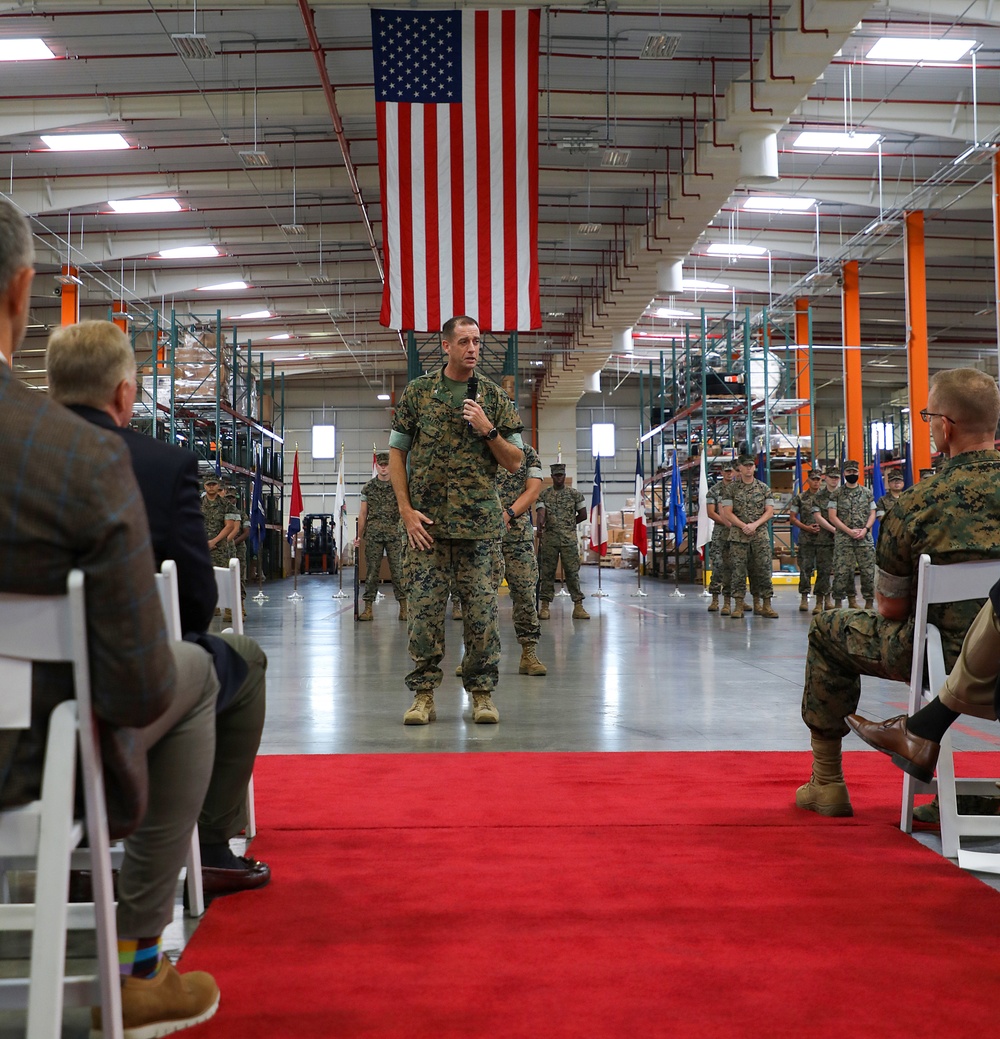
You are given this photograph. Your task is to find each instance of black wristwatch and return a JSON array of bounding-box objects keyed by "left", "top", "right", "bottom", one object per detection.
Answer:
[
  {"left": 484, "top": 427, "right": 499, "bottom": 441},
  {"left": 507, "top": 506, "right": 516, "bottom": 521}
]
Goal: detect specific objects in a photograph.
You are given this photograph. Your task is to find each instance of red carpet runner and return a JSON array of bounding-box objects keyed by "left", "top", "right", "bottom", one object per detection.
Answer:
[{"left": 180, "top": 752, "right": 1000, "bottom": 1038}]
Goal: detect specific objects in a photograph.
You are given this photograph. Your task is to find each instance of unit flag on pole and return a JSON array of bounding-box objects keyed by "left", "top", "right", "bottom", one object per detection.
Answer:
[
  {"left": 632, "top": 448, "right": 648, "bottom": 558},
  {"left": 286, "top": 449, "right": 303, "bottom": 544}
]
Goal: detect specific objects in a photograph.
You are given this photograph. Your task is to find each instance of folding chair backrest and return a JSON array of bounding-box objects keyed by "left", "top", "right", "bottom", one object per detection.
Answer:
[
  {"left": 0, "top": 570, "right": 123, "bottom": 1039},
  {"left": 154, "top": 559, "right": 183, "bottom": 642},
  {"left": 214, "top": 557, "right": 243, "bottom": 635}
]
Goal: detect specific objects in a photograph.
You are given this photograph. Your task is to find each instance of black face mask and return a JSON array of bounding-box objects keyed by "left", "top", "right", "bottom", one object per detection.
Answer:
[{"left": 845, "top": 474, "right": 859, "bottom": 484}]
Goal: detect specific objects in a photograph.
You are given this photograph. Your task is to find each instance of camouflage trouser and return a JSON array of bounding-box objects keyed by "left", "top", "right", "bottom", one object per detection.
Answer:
[
  {"left": 403, "top": 538, "right": 502, "bottom": 694},
  {"left": 501, "top": 536, "right": 541, "bottom": 645},
  {"left": 832, "top": 535, "right": 876, "bottom": 600},
  {"left": 363, "top": 533, "right": 405, "bottom": 603},
  {"left": 813, "top": 539, "right": 834, "bottom": 597},
  {"left": 210, "top": 542, "right": 232, "bottom": 568},
  {"left": 708, "top": 532, "right": 731, "bottom": 596},
  {"left": 729, "top": 532, "right": 772, "bottom": 599},
  {"left": 234, "top": 545, "right": 247, "bottom": 603},
  {"left": 802, "top": 609, "right": 913, "bottom": 739},
  {"left": 538, "top": 537, "right": 583, "bottom": 603},
  {"left": 796, "top": 539, "right": 820, "bottom": 595}
]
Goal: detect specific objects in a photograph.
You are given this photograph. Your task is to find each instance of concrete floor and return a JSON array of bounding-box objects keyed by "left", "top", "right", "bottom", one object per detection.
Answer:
[{"left": 7, "top": 566, "right": 1000, "bottom": 1037}]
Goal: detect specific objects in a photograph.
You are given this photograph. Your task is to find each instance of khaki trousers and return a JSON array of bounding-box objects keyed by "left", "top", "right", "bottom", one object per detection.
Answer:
[{"left": 939, "top": 599, "right": 1000, "bottom": 721}]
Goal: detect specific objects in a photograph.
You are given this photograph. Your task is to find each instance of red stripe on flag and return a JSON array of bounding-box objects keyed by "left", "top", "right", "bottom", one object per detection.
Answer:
[
  {"left": 525, "top": 10, "right": 541, "bottom": 328},
  {"left": 474, "top": 10, "right": 492, "bottom": 330},
  {"left": 501, "top": 11, "right": 518, "bottom": 330},
  {"left": 375, "top": 102, "right": 391, "bottom": 327},
  {"left": 423, "top": 105, "right": 440, "bottom": 332},
  {"left": 449, "top": 103, "right": 464, "bottom": 320},
  {"left": 397, "top": 106, "right": 414, "bottom": 331}
]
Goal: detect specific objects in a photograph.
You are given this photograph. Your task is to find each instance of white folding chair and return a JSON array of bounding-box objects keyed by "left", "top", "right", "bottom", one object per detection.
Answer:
[
  {"left": 154, "top": 561, "right": 206, "bottom": 917},
  {"left": 900, "top": 553, "right": 1000, "bottom": 866},
  {"left": 0, "top": 571, "right": 123, "bottom": 1039},
  {"left": 213, "top": 558, "right": 256, "bottom": 840}
]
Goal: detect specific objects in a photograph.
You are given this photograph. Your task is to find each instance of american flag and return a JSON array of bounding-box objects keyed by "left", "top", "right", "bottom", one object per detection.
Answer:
[{"left": 372, "top": 8, "right": 541, "bottom": 332}]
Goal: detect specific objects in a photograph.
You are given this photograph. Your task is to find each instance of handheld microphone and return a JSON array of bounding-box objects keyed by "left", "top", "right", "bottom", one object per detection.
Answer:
[{"left": 465, "top": 375, "right": 478, "bottom": 430}]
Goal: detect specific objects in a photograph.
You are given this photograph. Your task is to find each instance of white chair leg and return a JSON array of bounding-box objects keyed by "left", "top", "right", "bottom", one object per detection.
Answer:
[
  {"left": 244, "top": 777, "right": 256, "bottom": 842},
  {"left": 185, "top": 828, "right": 205, "bottom": 918},
  {"left": 936, "top": 732, "right": 960, "bottom": 859}
]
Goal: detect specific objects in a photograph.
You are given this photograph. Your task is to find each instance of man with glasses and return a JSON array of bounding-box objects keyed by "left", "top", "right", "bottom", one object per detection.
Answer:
[{"left": 796, "top": 368, "right": 1000, "bottom": 818}]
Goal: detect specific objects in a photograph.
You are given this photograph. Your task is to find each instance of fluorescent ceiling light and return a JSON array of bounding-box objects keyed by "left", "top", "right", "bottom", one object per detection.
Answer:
[
  {"left": 743, "top": 196, "right": 816, "bottom": 213},
  {"left": 792, "top": 131, "right": 881, "bottom": 151},
  {"left": 268, "top": 333, "right": 292, "bottom": 340},
  {"left": 108, "top": 198, "right": 182, "bottom": 214},
  {"left": 681, "top": 278, "right": 731, "bottom": 292},
  {"left": 377, "top": 393, "right": 391, "bottom": 401},
  {"left": 42, "top": 133, "right": 130, "bottom": 152},
  {"left": 706, "top": 243, "right": 767, "bottom": 257},
  {"left": 196, "top": 281, "right": 248, "bottom": 292},
  {"left": 158, "top": 245, "right": 220, "bottom": 259},
  {"left": 655, "top": 307, "right": 695, "bottom": 319},
  {"left": 0, "top": 39, "right": 55, "bottom": 61},
  {"left": 235, "top": 310, "right": 272, "bottom": 320},
  {"left": 866, "top": 37, "right": 975, "bottom": 63}
]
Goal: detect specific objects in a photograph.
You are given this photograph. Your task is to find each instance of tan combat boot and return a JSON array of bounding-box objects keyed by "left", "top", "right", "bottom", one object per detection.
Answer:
[
  {"left": 759, "top": 597, "right": 779, "bottom": 619},
  {"left": 452, "top": 602, "right": 463, "bottom": 621},
  {"left": 455, "top": 660, "right": 464, "bottom": 678},
  {"left": 752, "top": 596, "right": 763, "bottom": 616},
  {"left": 471, "top": 692, "right": 500, "bottom": 723},
  {"left": 795, "top": 736, "right": 853, "bottom": 817},
  {"left": 358, "top": 603, "right": 373, "bottom": 622},
  {"left": 518, "top": 643, "right": 547, "bottom": 676},
  {"left": 831, "top": 598, "right": 843, "bottom": 609},
  {"left": 812, "top": 596, "right": 824, "bottom": 615},
  {"left": 398, "top": 601, "right": 408, "bottom": 621},
  {"left": 403, "top": 692, "right": 436, "bottom": 725},
  {"left": 846, "top": 595, "right": 858, "bottom": 609},
  {"left": 730, "top": 599, "right": 745, "bottom": 619},
  {"left": 708, "top": 594, "right": 720, "bottom": 613},
  {"left": 864, "top": 598, "right": 874, "bottom": 610},
  {"left": 799, "top": 594, "right": 809, "bottom": 612},
  {"left": 538, "top": 601, "right": 551, "bottom": 620},
  {"left": 720, "top": 596, "right": 731, "bottom": 617},
  {"left": 572, "top": 601, "right": 591, "bottom": 620},
  {"left": 824, "top": 595, "right": 835, "bottom": 610}
]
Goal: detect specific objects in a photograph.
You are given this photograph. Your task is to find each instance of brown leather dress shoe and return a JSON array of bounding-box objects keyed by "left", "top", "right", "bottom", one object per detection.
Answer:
[
  {"left": 846, "top": 714, "right": 940, "bottom": 784},
  {"left": 201, "top": 855, "right": 271, "bottom": 902}
]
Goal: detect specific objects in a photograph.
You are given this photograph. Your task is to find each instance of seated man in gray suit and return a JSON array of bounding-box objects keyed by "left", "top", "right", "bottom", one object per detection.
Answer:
[{"left": 0, "top": 197, "right": 219, "bottom": 1035}]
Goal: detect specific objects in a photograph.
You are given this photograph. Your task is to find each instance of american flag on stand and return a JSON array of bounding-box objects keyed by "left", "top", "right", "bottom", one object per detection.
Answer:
[{"left": 372, "top": 8, "right": 541, "bottom": 332}]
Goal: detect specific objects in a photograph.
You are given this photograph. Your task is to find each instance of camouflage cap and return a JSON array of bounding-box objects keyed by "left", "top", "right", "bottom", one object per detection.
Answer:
[
  {"left": 202, "top": 474, "right": 221, "bottom": 486},
  {"left": 550, "top": 463, "right": 567, "bottom": 475},
  {"left": 823, "top": 467, "right": 840, "bottom": 478},
  {"left": 375, "top": 451, "right": 389, "bottom": 465},
  {"left": 721, "top": 460, "right": 735, "bottom": 471},
  {"left": 806, "top": 468, "right": 822, "bottom": 479},
  {"left": 737, "top": 454, "right": 755, "bottom": 466},
  {"left": 887, "top": 468, "right": 904, "bottom": 482},
  {"left": 843, "top": 459, "right": 860, "bottom": 473}
]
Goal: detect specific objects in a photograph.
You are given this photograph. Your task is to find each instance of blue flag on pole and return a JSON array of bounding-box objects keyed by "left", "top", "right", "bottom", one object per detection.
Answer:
[
  {"left": 755, "top": 449, "right": 767, "bottom": 484},
  {"left": 667, "top": 450, "right": 687, "bottom": 538},
  {"left": 249, "top": 455, "right": 266, "bottom": 554},
  {"left": 870, "top": 456, "right": 886, "bottom": 545},
  {"left": 791, "top": 445, "right": 803, "bottom": 546}
]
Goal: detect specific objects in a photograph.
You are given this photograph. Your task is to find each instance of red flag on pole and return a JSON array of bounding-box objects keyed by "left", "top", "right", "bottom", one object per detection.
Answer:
[
  {"left": 286, "top": 449, "right": 303, "bottom": 544},
  {"left": 589, "top": 456, "right": 609, "bottom": 556},
  {"left": 372, "top": 7, "right": 541, "bottom": 332},
  {"left": 632, "top": 448, "right": 648, "bottom": 558}
]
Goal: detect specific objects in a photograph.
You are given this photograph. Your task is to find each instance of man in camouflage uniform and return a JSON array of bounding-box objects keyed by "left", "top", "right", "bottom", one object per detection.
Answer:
[
  {"left": 797, "top": 368, "right": 1000, "bottom": 818},
  {"left": 225, "top": 482, "right": 250, "bottom": 620},
  {"left": 720, "top": 454, "right": 777, "bottom": 620},
  {"left": 536, "top": 463, "right": 590, "bottom": 620},
  {"left": 705, "top": 460, "right": 734, "bottom": 614},
  {"left": 497, "top": 442, "right": 547, "bottom": 675},
  {"left": 354, "top": 450, "right": 406, "bottom": 622},
  {"left": 810, "top": 467, "right": 840, "bottom": 609},
  {"left": 874, "top": 468, "right": 905, "bottom": 541},
  {"left": 389, "top": 315, "right": 524, "bottom": 726},
  {"left": 788, "top": 467, "right": 824, "bottom": 613},
  {"left": 202, "top": 474, "right": 240, "bottom": 618},
  {"left": 828, "top": 459, "right": 876, "bottom": 608}
]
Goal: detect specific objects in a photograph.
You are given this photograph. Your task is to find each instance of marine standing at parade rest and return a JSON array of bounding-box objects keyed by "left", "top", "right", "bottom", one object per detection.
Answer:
[
  {"left": 389, "top": 315, "right": 524, "bottom": 726},
  {"left": 810, "top": 468, "right": 840, "bottom": 609},
  {"left": 874, "top": 468, "right": 906, "bottom": 540},
  {"left": 720, "top": 454, "right": 778, "bottom": 619},
  {"left": 202, "top": 474, "right": 240, "bottom": 618},
  {"left": 225, "top": 482, "right": 250, "bottom": 620},
  {"left": 705, "top": 460, "right": 735, "bottom": 614},
  {"left": 536, "top": 463, "right": 590, "bottom": 620},
  {"left": 497, "top": 442, "right": 547, "bottom": 675},
  {"left": 788, "top": 468, "right": 824, "bottom": 614},
  {"left": 828, "top": 459, "right": 876, "bottom": 609},
  {"left": 355, "top": 450, "right": 407, "bottom": 622}
]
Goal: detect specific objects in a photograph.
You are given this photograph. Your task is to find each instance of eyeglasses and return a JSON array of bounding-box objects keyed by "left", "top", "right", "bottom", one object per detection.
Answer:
[{"left": 919, "top": 409, "right": 954, "bottom": 424}]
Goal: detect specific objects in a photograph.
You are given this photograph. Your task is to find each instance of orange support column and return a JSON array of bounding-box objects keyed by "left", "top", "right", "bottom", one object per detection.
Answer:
[
  {"left": 841, "top": 260, "right": 864, "bottom": 473},
  {"left": 794, "top": 298, "right": 811, "bottom": 442},
  {"left": 59, "top": 265, "right": 80, "bottom": 326},
  {"left": 904, "top": 211, "right": 931, "bottom": 481},
  {"left": 112, "top": 300, "right": 128, "bottom": 333}
]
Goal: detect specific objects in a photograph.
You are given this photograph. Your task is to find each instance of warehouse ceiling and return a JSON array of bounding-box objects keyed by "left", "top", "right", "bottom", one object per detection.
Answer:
[{"left": 6, "top": 0, "right": 1000, "bottom": 417}]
